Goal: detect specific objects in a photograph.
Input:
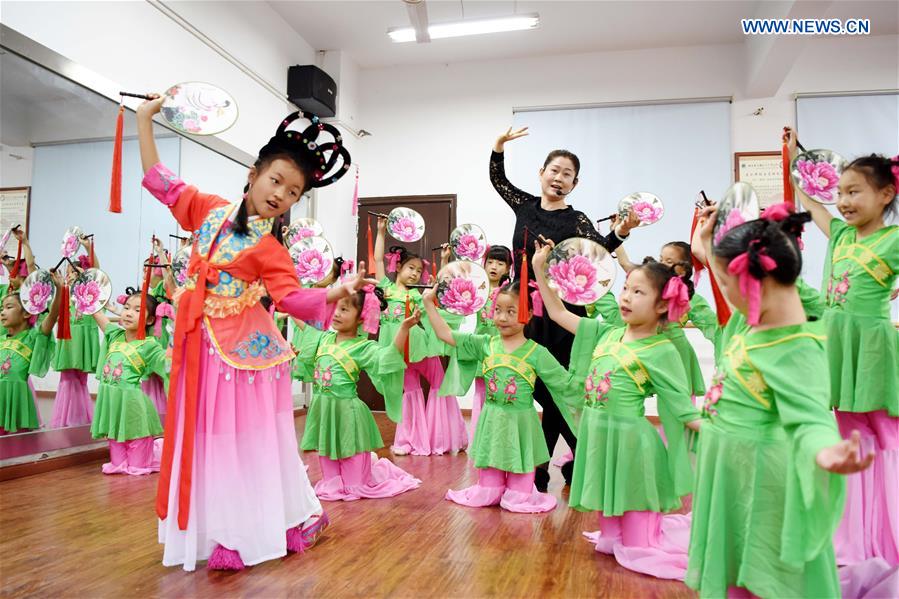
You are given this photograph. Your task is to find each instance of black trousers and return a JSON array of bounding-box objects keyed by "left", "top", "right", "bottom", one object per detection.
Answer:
[{"left": 527, "top": 304, "right": 584, "bottom": 469}]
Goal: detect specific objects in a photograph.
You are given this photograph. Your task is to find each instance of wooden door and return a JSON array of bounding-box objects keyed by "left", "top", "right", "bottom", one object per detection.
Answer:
[{"left": 356, "top": 194, "right": 456, "bottom": 412}]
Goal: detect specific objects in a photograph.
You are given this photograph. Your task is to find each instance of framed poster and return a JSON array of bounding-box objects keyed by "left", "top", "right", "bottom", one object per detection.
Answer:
[
  {"left": 734, "top": 152, "right": 783, "bottom": 209},
  {"left": 0, "top": 187, "right": 31, "bottom": 238}
]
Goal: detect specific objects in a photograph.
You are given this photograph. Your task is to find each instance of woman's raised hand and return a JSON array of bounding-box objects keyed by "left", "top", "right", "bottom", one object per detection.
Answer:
[{"left": 494, "top": 126, "right": 529, "bottom": 152}]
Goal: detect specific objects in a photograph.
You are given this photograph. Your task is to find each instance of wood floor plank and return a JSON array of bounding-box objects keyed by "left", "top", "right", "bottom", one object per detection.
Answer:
[{"left": 0, "top": 414, "right": 695, "bottom": 598}]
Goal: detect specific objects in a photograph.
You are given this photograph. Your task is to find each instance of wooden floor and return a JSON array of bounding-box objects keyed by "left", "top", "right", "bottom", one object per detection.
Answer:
[{"left": 0, "top": 414, "right": 695, "bottom": 598}]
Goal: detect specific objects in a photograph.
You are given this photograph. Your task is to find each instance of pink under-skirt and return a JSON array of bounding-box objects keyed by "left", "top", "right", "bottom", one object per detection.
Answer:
[
  {"left": 157, "top": 327, "right": 322, "bottom": 571},
  {"left": 51, "top": 370, "right": 93, "bottom": 428}
]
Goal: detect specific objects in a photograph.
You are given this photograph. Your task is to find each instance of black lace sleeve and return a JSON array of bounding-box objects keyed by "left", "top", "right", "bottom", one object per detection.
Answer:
[
  {"left": 574, "top": 211, "right": 624, "bottom": 252},
  {"left": 490, "top": 151, "right": 534, "bottom": 212}
]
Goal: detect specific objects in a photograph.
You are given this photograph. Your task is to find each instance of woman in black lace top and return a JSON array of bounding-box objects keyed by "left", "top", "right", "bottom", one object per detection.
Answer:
[{"left": 490, "top": 126, "right": 638, "bottom": 492}]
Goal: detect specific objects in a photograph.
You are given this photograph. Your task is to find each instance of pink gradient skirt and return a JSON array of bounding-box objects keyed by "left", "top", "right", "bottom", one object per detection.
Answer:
[
  {"left": 834, "top": 409, "right": 899, "bottom": 567},
  {"left": 157, "top": 327, "right": 322, "bottom": 571},
  {"left": 51, "top": 370, "right": 93, "bottom": 428},
  {"left": 141, "top": 374, "right": 167, "bottom": 418},
  {"left": 315, "top": 452, "right": 420, "bottom": 501}
]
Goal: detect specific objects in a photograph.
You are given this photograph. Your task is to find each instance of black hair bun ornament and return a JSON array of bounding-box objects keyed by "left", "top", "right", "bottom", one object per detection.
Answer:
[{"left": 271, "top": 111, "right": 351, "bottom": 188}]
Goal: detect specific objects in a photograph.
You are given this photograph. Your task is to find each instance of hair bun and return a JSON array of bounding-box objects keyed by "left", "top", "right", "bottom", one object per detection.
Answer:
[{"left": 779, "top": 212, "right": 812, "bottom": 238}]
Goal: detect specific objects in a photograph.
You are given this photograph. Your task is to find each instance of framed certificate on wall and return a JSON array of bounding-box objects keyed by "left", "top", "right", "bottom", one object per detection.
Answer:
[
  {"left": 0, "top": 187, "right": 31, "bottom": 237},
  {"left": 734, "top": 152, "right": 783, "bottom": 209}
]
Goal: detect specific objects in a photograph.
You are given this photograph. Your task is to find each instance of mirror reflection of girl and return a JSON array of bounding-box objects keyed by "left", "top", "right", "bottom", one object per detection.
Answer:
[
  {"left": 374, "top": 217, "right": 468, "bottom": 456},
  {"left": 292, "top": 287, "right": 422, "bottom": 500},
  {"left": 139, "top": 95, "right": 372, "bottom": 571},
  {"left": 466, "top": 245, "right": 513, "bottom": 443},
  {"left": 0, "top": 271, "right": 63, "bottom": 434},
  {"left": 89, "top": 291, "right": 166, "bottom": 476},
  {"left": 533, "top": 240, "right": 702, "bottom": 580},
  {"left": 50, "top": 259, "right": 102, "bottom": 428},
  {"left": 425, "top": 282, "right": 573, "bottom": 513},
  {"left": 785, "top": 127, "right": 899, "bottom": 568}
]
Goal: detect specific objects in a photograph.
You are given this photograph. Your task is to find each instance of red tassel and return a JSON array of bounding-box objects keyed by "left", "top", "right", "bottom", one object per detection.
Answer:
[
  {"left": 782, "top": 143, "right": 794, "bottom": 208},
  {"left": 136, "top": 260, "right": 152, "bottom": 340},
  {"left": 690, "top": 210, "right": 731, "bottom": 326},
  {"left": 109, "top": 105, "right": 124, "bottom": 213},
  {"left": 89, "top": 240, "right": 95, "bottom": 269},
  {"left": 403, "top": 294, "right": 411, "bottom": 363},
  {"left": 431, "top": 251, "right": 438, "bottom": 279},
  {"left": 13, "top": 240, "right": 22, "bottom": 278},
  {"left": 57, "top": 284, "right": 72, "bottom": 340},
  {"left": 366, "top": 219, "right": 376, "bottom": 276},
  {"left": 518, "top": 230, "right": 529, "bottom": 324}
]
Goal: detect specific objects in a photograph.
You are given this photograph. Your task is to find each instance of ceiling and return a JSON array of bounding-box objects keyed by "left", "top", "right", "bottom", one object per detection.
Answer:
[
  {"left": 270, "top": 0, "right": 899, "bottom": 69},
  {"left": 0, "top": 50, "right": 166, "bottom": 147}
]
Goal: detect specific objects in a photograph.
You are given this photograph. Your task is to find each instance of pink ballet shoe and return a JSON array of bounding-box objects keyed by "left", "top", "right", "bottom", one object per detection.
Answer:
[
  {"left": 300, "top": 511, "right": 330, "bottom": 550},
  {"left": 206, "top": 544, "right": 246, "bottom": 570}
]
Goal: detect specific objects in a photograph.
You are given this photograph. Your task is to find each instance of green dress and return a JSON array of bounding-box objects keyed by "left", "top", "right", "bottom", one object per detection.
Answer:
[
  {"left": 51, "top": 307, "right": 101, "bottom": 372},
  {"left": 594, "top": 291, "right": 709, "bottom": 397},
  {"left": 377, "top": 278, "right": 462, "bottom": 362},
  {"left": 821, "top": 220, "right": 898, "bottom": 415},
  {"left": 566, "top": 318, "right": 699, "bottom": 515},
  {"left": 0, "top": 327, "right": 54, "bottom": 432},
  {"left": 91, "top": 325, "right": 166, "bottom": 442},
  {"left": 293, "top": 327, "right": 406, "bottom": 459},
  {"left": 686, "top": 322, "right": 845, "bottom": 598},
  {"left": 442, "top": 333, "right": 575, "bottom": 473}
]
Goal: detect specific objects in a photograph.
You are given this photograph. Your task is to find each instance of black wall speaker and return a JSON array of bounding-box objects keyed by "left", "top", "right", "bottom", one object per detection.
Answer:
[{"left": 287, "top": 65, "right": 337, "bottom": 118}]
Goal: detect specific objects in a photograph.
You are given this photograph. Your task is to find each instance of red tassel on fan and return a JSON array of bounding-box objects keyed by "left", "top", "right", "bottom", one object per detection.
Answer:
[
  {"left": 782, "top": 143, "right": 794, "bottom": 207},
  {"left": 431, "top": 250, "right": 438, "bottom": 280},
  {"left": 89, "top": 239, "right": 95, "bottom": 269},
  {"left": 13, "top": 240, "right": 22, "bottom": 279},
  {"left": 403, "top": 294, "right": 411, "bottom": 363},
  {"left": 690, "top": 210, "right": 731, "bottom": 326},
  {"left": 517, "top": 229, "right": 529, "bottom": 324},
  {"left": 57, "top": 284, "right": 72, "bottom": 340},
  {"left": 136, "top": 259, "right": 152, "bottom": 340},
  {"left": 109, "top": 105, "right": 124, "bottom": 213},
  {"left": 366, "top": 218, "right": 376, "bottom": 276}
]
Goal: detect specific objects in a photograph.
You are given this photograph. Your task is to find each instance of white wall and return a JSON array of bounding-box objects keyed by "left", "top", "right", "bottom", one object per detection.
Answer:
[
  {"left": 1, "top": 0, "right": 309, "bottom": 158},
  {"left": 0, "top": 145, "right": 34, "bottom": 188}
]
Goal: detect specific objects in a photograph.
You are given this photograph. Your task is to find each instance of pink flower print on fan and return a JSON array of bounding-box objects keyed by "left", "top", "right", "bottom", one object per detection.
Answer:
[
  {"left": 289, "top": 228, "right": 316, "bottom": 245},
  {"left": 631, "top": 200, "right": 662, "bottom": 224},
  {"left": 294, "top": 248, "right": 331, "bottom": 283},
  {"left": 391, "top": 217, "right": 418, "bottom": 242},
  {"left": 503, "top": 376, "right": 518, "bottom": 403},
  {"left": 0, "top": 357, "right": 11, "bottom": 376},
  {"left": 61, "top": 234, "right": 80, "bottom": 258},
  {"left": 548, "top": 255, "right": 599, "bottom": 304},
  {"left": 183, "top": 119, "right": 202, "bottom": 134},
  {"left": 72, "top": 280, "right": 102, "bottom": 314},
  {"left": 27, "top": 281, "right": 53, "bottom": 313},
  {"left": 455, "top": 234, "right": 485, "bottom": 260},
  {"left": 440, "top": 277, "right": 485, "bottom": 315},
  {"left": 714, "top": 210, "right": 746, "bottom": 246},
  {"left": 796, "top": 159, "right": 839, "bottom": 202}
]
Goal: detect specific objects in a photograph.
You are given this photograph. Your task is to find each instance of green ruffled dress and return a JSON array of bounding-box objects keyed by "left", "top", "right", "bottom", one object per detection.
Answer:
[
  {"left": 565, "top": 318, "right": 699, "bottom": 514},
  {"left": 0, "top": 327, "right": 54, "bottom": 432},
  {"left": 442, "top": 333, "right": 575, "bottom": 473},
  {"left": 90, "top": 325, "right": 166, "bottom": 442},
  {"left": 821, "top": 220, "right": 897, "bottom": 415},
  {"left": 294, "top": 327, "right": 406, "bottom": 459}
]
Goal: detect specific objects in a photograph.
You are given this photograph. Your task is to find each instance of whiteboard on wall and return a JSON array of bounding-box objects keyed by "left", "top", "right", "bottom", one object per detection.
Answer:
[
  {"left": 796, "top": 93, "right": 899, "bottom": 319},
  {"left": 30, "top": 137, "right": 181, "bottom": 293},
  {"left": 509, "top": 101, "right": 732, "bottom": 302}
]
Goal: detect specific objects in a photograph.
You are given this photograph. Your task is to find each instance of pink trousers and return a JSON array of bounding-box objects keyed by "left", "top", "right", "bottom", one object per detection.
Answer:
[
  {"left": 315, "top": 452, "right": 420, "bottom": 501},
  {"left": 445, "top": 467, "right": 556, "bottom": 513},
  {"left": 51, "top": 370, "right": 93, "bottom": 428},
  {"left": 102, "top": 436, "right": 162, "bottom": 475},
  {"left": 392, "top": 357, "right": 467, "bottom": 456}
]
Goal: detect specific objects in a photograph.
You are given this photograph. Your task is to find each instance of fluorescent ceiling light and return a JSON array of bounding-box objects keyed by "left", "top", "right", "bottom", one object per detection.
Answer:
[{"left": 388, "top": 13, "right": 539, "bottom": 43}]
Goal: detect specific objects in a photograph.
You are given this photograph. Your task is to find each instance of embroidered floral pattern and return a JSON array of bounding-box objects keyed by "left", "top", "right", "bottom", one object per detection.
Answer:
[
  {"left": 702, "top": 371, "right": 724, "bottom": 417},
  {"left": 503, "top": 376, "right": 518, "bottom": 403},
  {"left": 584, "top": 368, "right": 613, "bottom": 405},
  {"left": 486, "top": 372, "right": 499, "bottom": 400},
  {"left": 313, "top": 364, "right": 333, "bottom": 390},
  {"left": 101, "top": 360, "right": 124, "bottom": 384},
  {"left": 230, "top": 331, "right": 285, "bottom": 360},
  {"left": 827, "top": 270, "right": 851, "bottom": 305},
  {"left": 0, "top": 357, "right": 11, "bottom": 376}
]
